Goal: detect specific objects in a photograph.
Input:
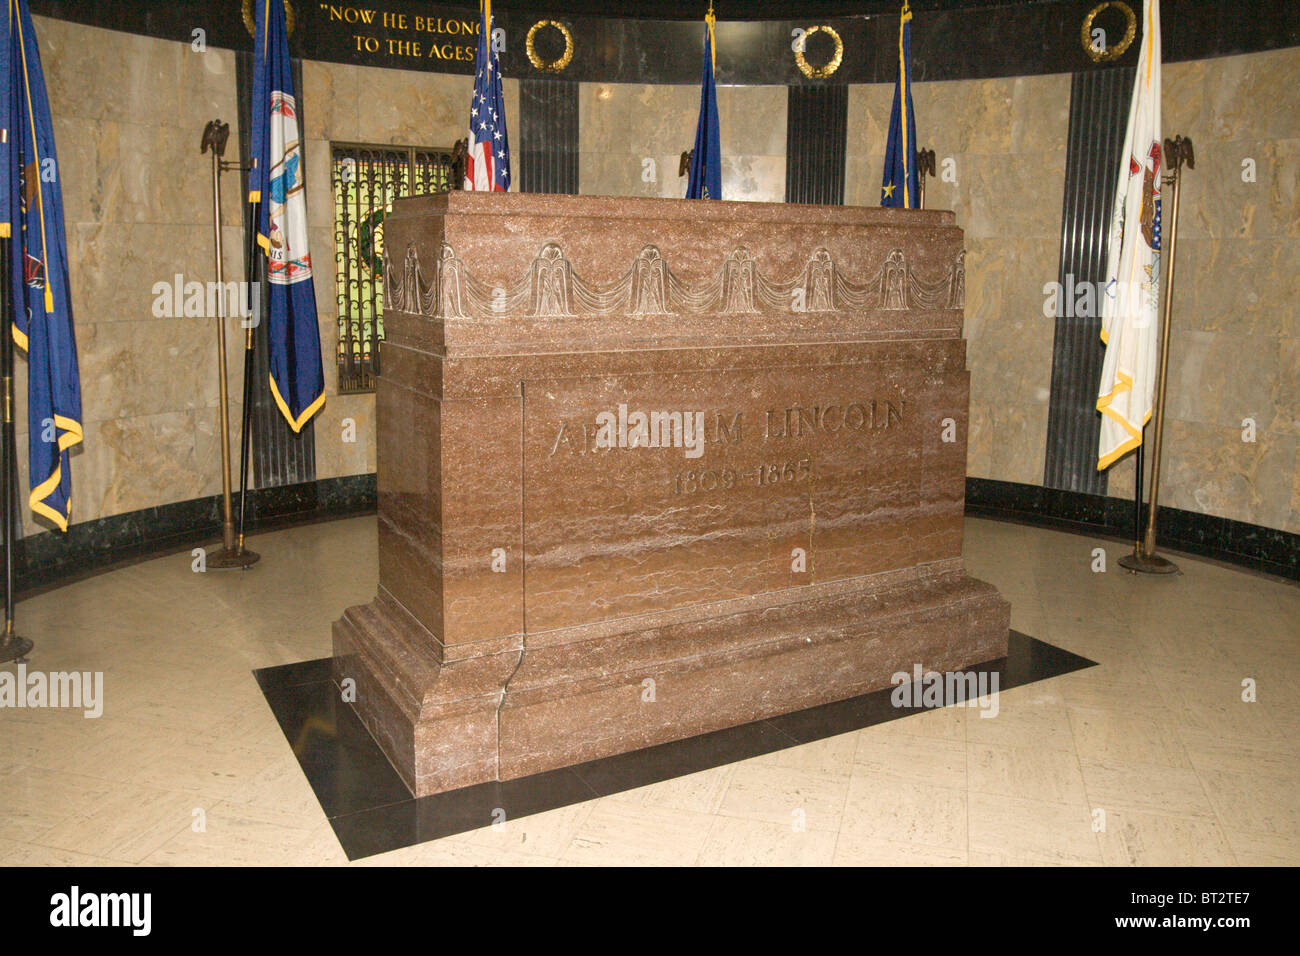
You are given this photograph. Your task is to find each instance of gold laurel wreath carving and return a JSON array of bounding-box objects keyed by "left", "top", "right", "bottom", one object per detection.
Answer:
[
  {"left": 243, "top": 0, "right": 296, "bottom": 37},
  {"left": 526, "top": 20, "right": 575, "bottom": 73},
  {"left": 1081, "top": 1, "right": 1135, "bottom": 63},
  {"left": 794, "top": 25, "right": 843, "bottom": 79}
]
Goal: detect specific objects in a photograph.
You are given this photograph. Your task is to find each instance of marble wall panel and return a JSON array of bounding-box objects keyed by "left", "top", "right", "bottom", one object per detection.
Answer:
[
  {"left": 1164, "top": 47, "right": 1300, "bottom": 145},
  {"left": 1158, "top": 420, "right": 1298, "bottom": 534},
  {"left": 1009, "top": 74, "right": 1072, "bottom": 156},
  {"left": 1177, "top": 238, "right": 1298, "bottom": 339},
  {"left": 842, "top": 83, "right": 892, "bottom": 208},
  {"left": 848, "top": 73, "right": 1067, "bottom": 487},
  {"left": 1173, "top": 137, "right": 1300, "bottom": 242},
  {"left": 301, "top": 60, "right": 363, "bottom": 143},
  {"left": 577, "top": 83, "right": 787, "bottom": 203},
  {"left": 72, "top": 413, "right": 209, "bottom": 523},
  {"left": 313, "top": 393, "right": 377, "bottom": 481},
  {"left": 21, "top": 17, "right": 246, "bottom": 537},
  {"left": 36, "top": 17, "right": 183, "bottom": 126}
]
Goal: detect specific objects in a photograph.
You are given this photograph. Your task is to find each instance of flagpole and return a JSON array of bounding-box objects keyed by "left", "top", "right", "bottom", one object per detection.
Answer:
[
  {"left": 0, "top": 228, "right": 31, "bottom": 663},
  {"left": 1, "top": 110, "right": 30, "bottom": 660},
  {"left": 1119, "top": 134, "right": 1192, "bottom": 575},
  {"left": 202, "top": 119, "right": 258, "bottom": 570},
  {"left": 1130, "top": 438, "right": 1145, "bottom": 554},
  {"left": 235, "top": 187, "right": 259, "bottom": 556}
]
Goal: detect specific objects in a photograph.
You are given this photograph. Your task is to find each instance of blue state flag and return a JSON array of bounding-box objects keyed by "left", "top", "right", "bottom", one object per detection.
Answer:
[
  {"left": 250, "top": 0, "right": 324, "bottom": 432},
  {"left": 464, "top": 0, "right": 510, "bottom": 191},
  {"left": 2, "top": 0, "right": 83, "bottom": 531},
  {"left": 685, "top": 7, "right": 721, "bottom": 200},
  {"left": 880, "top": 1, "right": 919, "bottom": 209}
]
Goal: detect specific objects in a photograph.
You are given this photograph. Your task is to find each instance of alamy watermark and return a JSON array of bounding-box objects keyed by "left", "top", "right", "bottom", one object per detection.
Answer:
[
  {"left": 151, "top": 273, "right": 260, "bottom": 324},
  {"left": 589, "top": 403, "right": 707, "bottom": 459},
  {"left": 1042, "top": 274, "right": 1156, "bottom": 322},
  {"left": 890, "top": 664, "right": 1000, "bottom": 718},
  {"left": 0, "top": 664, "right": 103, "bottom": 718},
  {"left": 50, "top": 886, "right": 150, "bottom": 936}
]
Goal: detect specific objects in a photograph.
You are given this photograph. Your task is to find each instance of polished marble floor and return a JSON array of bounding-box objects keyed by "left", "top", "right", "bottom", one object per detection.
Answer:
[{"left": 1, "top": 516, "right": 1296, "bottom": 866}]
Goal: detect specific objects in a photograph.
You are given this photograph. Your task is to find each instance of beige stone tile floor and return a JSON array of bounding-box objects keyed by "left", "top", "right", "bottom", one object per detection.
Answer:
[{"left": 0, "top": 516, "right": 1295, "bottom": 866}]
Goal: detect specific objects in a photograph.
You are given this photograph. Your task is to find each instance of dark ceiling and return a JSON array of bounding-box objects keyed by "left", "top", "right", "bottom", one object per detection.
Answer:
[{"left": 488, "top": 0, "right": 1052, "bottom": 20}]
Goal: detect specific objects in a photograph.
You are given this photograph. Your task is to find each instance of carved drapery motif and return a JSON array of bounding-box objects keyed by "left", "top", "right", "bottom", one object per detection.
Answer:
[
  {"left": 721, "top": 248, "right": 758, "bottom": 314},
  {"left": 951, "top": 249, "right": 966, "bottom": 310},
  {"left": 882, "top": 249, "right": 908, "bottom": 310},
  {"left": 403, "top": 246, "right": 421, "bottom": 315},
  {"left": 382, "top": 240, "right": 965, "bottom": 319},
  {"left": 805, "top": 249, "right": 835, "bottom": 312},
  {"left": 436, "top": 242, "right": 468, "bottom": 319},
  {"left": 629, "top": 246, "right": 672, "bottom": 315},
  {"left": 529, "top": 243, "right": 575, "bottom": 317}
]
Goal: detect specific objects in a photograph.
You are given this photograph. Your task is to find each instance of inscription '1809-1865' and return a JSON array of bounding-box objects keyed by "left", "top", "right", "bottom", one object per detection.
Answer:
[{"left": 547, "top": 399, "right": 905, "bottom": 459}]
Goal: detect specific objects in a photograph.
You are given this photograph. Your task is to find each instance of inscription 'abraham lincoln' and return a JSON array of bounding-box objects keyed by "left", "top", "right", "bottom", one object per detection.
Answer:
[{"left": 549, "top": 399, "right": 905, "bottom": 457}]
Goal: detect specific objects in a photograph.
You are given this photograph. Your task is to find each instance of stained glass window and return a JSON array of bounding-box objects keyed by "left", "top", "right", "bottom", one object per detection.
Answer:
[{"left": 331, "top": 144, "right": 455, "bottom": 393}]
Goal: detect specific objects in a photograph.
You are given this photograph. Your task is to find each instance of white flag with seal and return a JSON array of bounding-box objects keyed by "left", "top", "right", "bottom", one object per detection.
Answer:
[{"left": 1097, "top": 0, "right": 1162, "bottom": 470}]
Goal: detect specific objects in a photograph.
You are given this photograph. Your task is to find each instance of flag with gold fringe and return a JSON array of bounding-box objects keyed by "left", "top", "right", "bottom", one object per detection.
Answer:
[
  {"left": 1, "top": 0, "right": 83, "bottom": 531},
  {"left": 1097, "top": 0, "right": 1162, "bottom": 469},
  {"left": 249, "top": 0, "right": 324, "bottom": 433}
]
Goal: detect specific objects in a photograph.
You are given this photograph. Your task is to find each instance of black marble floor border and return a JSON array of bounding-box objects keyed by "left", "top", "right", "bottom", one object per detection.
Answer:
[{"left": 254, "top": 630, "right": 1096, "bottom": 861}]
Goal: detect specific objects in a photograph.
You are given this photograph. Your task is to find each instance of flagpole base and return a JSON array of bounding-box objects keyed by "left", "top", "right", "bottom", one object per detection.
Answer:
[
  {"left": 206, "top": 546, "right": 261, "bottom": 570},
  {"left": 0, "top": 634, "right": 33, "bottom": 664},
  {"left": 1118, "top": 550, "right": 1179, "bottom": 575}
]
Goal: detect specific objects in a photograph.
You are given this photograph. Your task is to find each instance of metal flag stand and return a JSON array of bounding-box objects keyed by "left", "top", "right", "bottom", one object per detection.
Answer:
[
  {"left": 1120, "top": 134, "right": 1193, "bottom": 575},
  {"left": 201, "top": 119, "right": 259, "bottom": 571},
  {"left": 0, "top": 184, "right": 32, "bottom": 664}
]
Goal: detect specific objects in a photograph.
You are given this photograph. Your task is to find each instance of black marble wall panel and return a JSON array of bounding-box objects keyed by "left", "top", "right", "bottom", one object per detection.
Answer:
[
  {"left": 785, "top": 85, "right": 847, "bottom": 205},
  {"left": 519, "top": 79, "right": 579, "bottom": 195},
  {"left": 1043, "top": 65, "right": 1134, "bottom": 496}
]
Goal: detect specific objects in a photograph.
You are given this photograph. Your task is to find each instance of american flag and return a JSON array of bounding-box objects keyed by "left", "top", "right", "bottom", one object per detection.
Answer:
[{"left": 464, "top": 0, "right": 510, "bottom": 192}]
